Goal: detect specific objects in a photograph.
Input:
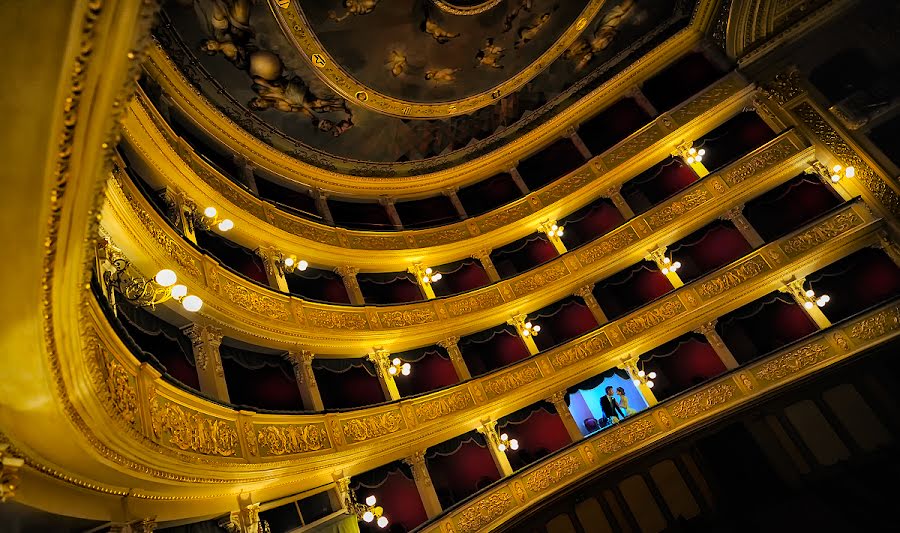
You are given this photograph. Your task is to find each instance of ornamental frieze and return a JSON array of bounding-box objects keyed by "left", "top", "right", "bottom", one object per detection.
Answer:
[
  {"left": 345, "top": 233, "right": 407, "bottom": 250},
  {"left": 595, "top": 418, "right": 656, "bottom": 454},
  {"left": 619, "top": 299, "right": 686, "bottom": 339},
  {"left": 510, "top": 262, "right": 570, "bottom": 297},
  {"left": 696, "top": 255, "right": 769, "bottom": 300},
  {"left": 483, "top": 363, "right": 542, "bottom": 399},
  {"left": 478, "top": 202, "right": 534, "bottom": 233},
  {"left": 454, "top": 489, "right": 514, "bottom": 533},
  {"left": 670, "top": 74, "right": 746, "bottom": 123},
  {"left": 539, "top": 169, "right": 596, "bottom": 204},
  {"left": 524, "top": 453, "right": 583, "bottom": 493},
  {"left": 148, "top": 395, "right": 239, "bottom": 457},
  {"left": 414, "top": 391, "right": 473, "bottom": 423},
  {"left": 413, "top": 226, "right": 472, "bottom": 248},
  {"left": 753, "top": 343, "right": 830, "bottom": 382},
  {"left": 256, "top": 423, "right": 331, "bottom": 456},
  {"left": 781, "top": 211, "right": 863, "bottom": 256},
  {"left": 304, "top": 308, "right": 369, "bottom": 330},
  {"left": 446, "top": 290, "right": 504, "bottom": 317},
  {"left": 220, "top": 279, "right": 293, "bottom": 322},
  {"left": 84, "top": 330, "right": 139, "bottom": 428},
  {"left": 848, "top": 305, "right": 900, "bottom": 341},
  {"left": 550, "top": 334, "right": 610, "bottom": 369},
  {"left": 269, "top": 212, "right": 341, "bottom": 247},
  {"left": 576, "top": 227, "right": 639, "bottom": 265},
  {"left": 377, "top": 308, "right": 438, "bottom": 328},
  {"left": 603, "top": 122, "right": 669, "bottom": 168},
  {"left": 341, "top": 411, "right": 406, "bottom": 443},
  {"left": 670, "top": 383, "right": 736, "bottom": 419},
  {"left": 644, "top": 188, "right": 712, "bottom": 230},
  {"left": 721, "top": 138, "right": 796, "bottom": 186}
]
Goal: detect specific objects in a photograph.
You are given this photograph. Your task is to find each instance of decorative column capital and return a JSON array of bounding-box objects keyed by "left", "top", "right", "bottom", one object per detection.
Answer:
[
  {"left": 779, "top": 277, "right": 808, "bottom": 300},
  {"left": 719, "top": 204, "right": 745, "bottom": 221},
  {"left": 335, "top": 265, "right": 360, "bottom": 278},
  {"left": 437, "top": 336, "right": 460, "bottom": 350},
  {"left": 403, "top": 450, "right": 431, "bottom": 486},
  {"left": 604, "top": 185, "right": 622, "bottom": 198},
  {"left": 333, "top": 474, "right": 351, "bottom": 508},
  {"left": 574, "top": 284, "right": 595, "bottom": 299},
  {"left": 546, "top": 390, "right": 567, "bottom": 406},
  {"left": 182, "top": 324, "right": 223, "bottom": 372},
  {"left": 0, "top": 442, "right": 24, "bottom": 502},
  {"left": 645, "top": 246, "right": 668, "bottom": 268},
  {"left": 367, "top": 347, "right": 392, "bottom": 379},
  {"left": 471, "top": 249, "right": 492, "bottom": 262},
  {"left": 694, "top": 320, "right": 718, "bottom": 336},
  {"left": 476, "top": 419, "right": 500, "bottom": 446}
]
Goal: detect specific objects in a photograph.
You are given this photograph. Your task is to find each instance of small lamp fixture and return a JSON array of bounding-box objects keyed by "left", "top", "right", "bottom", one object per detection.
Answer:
[
  {"left": 200, "top": 206, "right": 234, "bottom": 232},
  {"left": 278, "top": 253, "right": 309, "bottom": 274},
  {"left": 352, "top": 493, "right": 389, "bottom": 528},
  {"left": 829, "top": 164, "right": 856, "bottom": 183},
  {"left": 683, "top": 146, "right": 706, "bottom": 165},
  {"left": 660, "top": 255, "right": 682, "bottom": 275},
  {"left": 387, "top": 357, "right": 412, "bottom": 377},
  {"left": 105, "top": 260, "right": 203, "bottom": 313},
  {"left": 497, "top": 432, "right": 520, "bottom": 452},
  {"left": 545, "top": 223, "right": 564, "bottom": 238},
  {"left": 632, "top": 363, "right": 657, "bottom": 389},
  {"left": 421, "top": 267, "right": 442, "bottom": 284},
  {"left": 802, "top": 287, "right": 831, "bottom": 309},
  {"left": 521, "top": 321, "right": 541, "bottom": 337}
]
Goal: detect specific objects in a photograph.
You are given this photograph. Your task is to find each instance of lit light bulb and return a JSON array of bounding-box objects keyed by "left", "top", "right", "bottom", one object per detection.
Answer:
[
  {"left": 647, "top": 381, "right": 655, "bottom": 388},
  {"left": 686, "top": 156, "right": 695, "bottom": 164},
  {"left": 182, "top": 295, "right": 203, "bottom": 312},
  {"left": 362, "top": 511, "right": 374, "bottom": 523},
  {"left": 698, "top": 149, "right": 706, "bottom": 156},
  {"left": 204, "top": 206, "right": 217, "bottom": 218},
  {"left": 821, "top": 294, "right": 831, "bottom": 303},
  {"left": 833, "top": 164, "right": 843, "bottom": 173},
  {"left": 633, "top": 379, "right": 641, "bottom": 386},
  {"left": 392, "top": 358, "right": 401, "bottom": 366},
  {"left": 425, "top": 267, "right": 433, "bottom": 275},
  {"left": 365, "top": 495, "right": 377, "bottom": 506},
  {"left": 524, "top": 322, "right": 532, "bottom": 329},
  {"left": 845, "top": 166, "right": 855, "bottom": 178},
  {"left": 648, "top": 371, "right": 657, "bottom": 379},
  {"left": 688, "top": 148, "right": 696, "bottom": 155},
  {"left": 388, "top": 365, "right": 398, "bottom": 375},
  {"left": 831, "top": 174, "right": 841, "bottom": 183},
  {"left": 497, "top": 443, "right": 506, "bottom": 452},
  {"left": 500, "top": 433, "right": 508, "bottom": 441},
  {"left": 170, "top": 284, "right": 188, "bottom": 299},
  {"left": 556, "top": 227, "right": 564, "bottom": 236},
  {"left": 510, "top": 439, "right": 519, "bottom": 451},
  {"left": 663, "top": 257, "right": 671, "bottom": 264},
  {"left": 217, "top": 219, "right": 234, "bottom": 232},
  {"left": 377, "top": 516, "right": 389, "bottom": 528},
  {"left": 155, "top": 269, "right": 177, "bottom": 287},
  {"left": 661, "top": 267, "right": 669, "bottom": 275},
  {"left": 672, "top": 261, "right": 681, "bottom": 270},
  {"left": 532, "top": 325, "right": 541, "bottom": 333},
  {"left": 401, "top": 363, "right": 411, "bottom": 376},
  {"left": 298, "top": 259, "right": 309, "bottom": 271},
  {"left": 521, "top": 329, "right": 530, "bottom": 337},
  {"left": 804, "top": 301, "right": 814, "bottom": 310},
  {"left": 284, "top": 257, "right": 295, "bottom": 268},
  {"left": 638, "top": 370, "right": 645, "bottom": 378},
  {"left": 805, "top": 289, "right": 815, "bottom": 298},
  {"left": 432, "top": 272, "right": 442, "bottom": 282}
]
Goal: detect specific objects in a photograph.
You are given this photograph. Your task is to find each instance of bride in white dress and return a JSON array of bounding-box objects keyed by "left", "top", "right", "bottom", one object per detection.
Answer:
[{"left": 616, "top": 387, "right": 638, "bottom": 416}]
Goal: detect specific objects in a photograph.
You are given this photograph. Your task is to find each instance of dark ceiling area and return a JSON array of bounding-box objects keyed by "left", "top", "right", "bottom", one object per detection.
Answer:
[{"left": 154, "top": 0, "right": 689, "bottom": 171}]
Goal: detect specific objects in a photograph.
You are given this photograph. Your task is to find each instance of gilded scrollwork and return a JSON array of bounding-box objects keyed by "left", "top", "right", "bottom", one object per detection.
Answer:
[
  {"left": 753, "top": 342, "right": 830, "bottom": 382},
  {"left": 256, "top": 424, "right": 330, "bottom": 456},
  {"left": 721, "top": 139, "right": 796, "bottom": 186},
  {"left": 550, "top": 334, "right": 610, "bottom": 368},
  {"left": 595, "top": 418, "right": 656, "bottom": 454},
  {"left": 619, "top": 299, "right": 685, "bottom": 339},
  {"left": 482, "top": 364, "right": 542, "bottom": 399},
  {"left": 781, "top": 211, "right": 863, "bottom": 256},
  {"left": 696, "top": 255, "right": 769, "bottom": 300},
  {"left": 847, "top": 306, "right": 900, "bottom": 341},
  {"left": 670, "top": 383, "right": 735, "bottom": 419},
  {"left": 414, "top": 391, "right": 473, "bottom": 423},
  {"left": 510, "top": 262, "right": 570, "bottom": 296},
  {"left": 377, "top": 308, "right": 438, "bottom": 328},
  {"left": 148, "top": 395, "right": 239, "bottom": 456},
  {"left": 341, "top": 411, "right": 406, "bottom": 443},
  {"left": 446, "top": 290, "right": 503, "bottom": 317},
  {"left": 670, "top": 74, "right": 746, "bottom": 123},
  {"left": 454, "top": 490, "right": 514, "bottom": 533},
  {"left": 524, "top": 454, "right": 582, "bottom": 493},
  {"left": 220, "top": 280, "right": 293, "bottom": 322},
  {"left": 644, "top": 189, "right": 711, "bottom": 230},
  {"left": 305, "top": 309, "right": 369, "bottom": 330},
  {"left": 576, "top": 227, "right": 639, "bottom": 265}
]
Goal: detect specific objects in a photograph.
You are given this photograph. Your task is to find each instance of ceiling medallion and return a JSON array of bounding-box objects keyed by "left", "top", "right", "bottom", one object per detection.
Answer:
[
  {"left": 430, "top": 0, "right": 505, "bottom": 16},
  {"left": 268, "top": 0, "right": 605, "bottom": 119}
]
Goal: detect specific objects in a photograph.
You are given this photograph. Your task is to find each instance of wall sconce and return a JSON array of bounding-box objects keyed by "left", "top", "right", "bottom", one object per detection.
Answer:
[
  {"left": 683, "top": 146, "right": 706, "bottom": 164},
  {"left": 648, "top": 248, "right": 681, "bottom": 274},
  {"left": 104, "top": 259, "right": 203, "bottom": 312},
  {"left": 539, "top": 221, "right": 565, "bottom": 238},
  {"left": 802, "top": 287, "right": 831, "bottom": 309},
  {"left": 421, "top": 267, "right": 442, "bottom": 284},
  {"left": 276, "top": 253, "right": 309, "bottom": 275},
  {"left": 830, "top": 164, "right": 856, "bottom": 183},
  {"left": 632, "top": 364, "right": 657, "bottom": 389},
  {"left": 387, "top": 357, "right": 411, "bottom": 377},
  {"left": 497, "top": 433, "right": 519, "bottom": 452},
  {"left": 520, "top": 321, "right": 541, "bottom": 337},
  {"left": 198, "top": 206, "right": 234, "bottom": 232},
  {"left": 660, "top": 255, "right": 682, "bottom": 275},
  {"left": 353, "top": 494, "right": 389, "bottom": 528}
]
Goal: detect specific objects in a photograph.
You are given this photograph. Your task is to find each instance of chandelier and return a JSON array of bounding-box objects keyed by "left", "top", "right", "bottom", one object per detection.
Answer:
[
  {"left": 497, "top": 432, "right": 519, "bottom": 452},
  {"left": 802, "top": 287, "right": 831, "bottom": 309},
  {"left": 350, "top": 493, "right": 389, "bottom": 528},
  {"left": 197, "top": 206, "right": 234, "bottom": 232},
  {"left": 275, "top": 252, "right": 309, "bottom": 275},
  {"left": 660, "top": 255, "right": 682, "bottom": 275},
  {"left": 632, "top": 361, "right": 657, "bottom": 389},
  {"left": 829, "top": 164, "right": 855, "bottom": 183},
  {"left": 105, "top": 259, "right": 203, "bottom": 312},
  {"left": 520, "top": 321, "right": 541, "bottom": 337},
  {"left": 387, "top": 357, "right": 412, "bottom": 376}
]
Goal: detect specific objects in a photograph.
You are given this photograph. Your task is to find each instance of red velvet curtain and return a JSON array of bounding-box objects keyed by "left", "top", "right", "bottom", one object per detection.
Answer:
[
  {"left": 460, "top": 328, "right": 531, "bottom": 376},
  {"left": 314, "top": 363, "right": 386, "bottom": 409},
  {"left": 195, "top": 229, "right": 269, "bottom": 285},
  {"left": 673, "top": 222, "right": 752, "bottom": 282},
  {"left": 355, "top": 470, "right": 428, "bottom": 533},
  {"left": 621, "top": 158, "right": 700, "bottom": 214},
  {"left": 395, "top": 194, "right": 460, "bottom": 229},
  {"left": 426, "top": 440, "right": 500, "bottom": 508},
  {"left": 287, "top": 268, "right": 352, "bottom": 304},
  {"left": 811, "top": 247, "right": 900, "bottom": 323},
  {"left": 358, "top": 273, "right": 423, "bottom": 305},
  {"left": 579, "top": 97, "right": 653, "bottom": 154},
  {"left": 458, "top": 172, "right": 521, "bottom": 216},
  {"left": 498, "top": 408, "right": 572, "bottom": 471},
  {"left": 718, "top": 294, "right": 818, "bottom": 365},
  {"left": 254, "top": 176, "right": 320, "bottom": 220},
  {"left": 561, "top": 198, "right": 626, "bottom": 248},
  {"left": 491, "top": 236, "right": 559, "bottom": 278},
  {"left": 696, "top": 111, "right": 775, "bottom": 172},
  {"left": 640, "top": 336, "right": 727, "bottom": 402},
  {"left": 221, "top": 356, "right": 304, "bottom": 411},
  {"left": 744, "top": 175, "right": 843, "bottom": 241},
  {"left": 328, "top": 198, "right": 393, "bottom": 230},
  {"left": 395, "top": 349, "right": 459, "bottom": 397},
  {"left": 533, "top": 300, "right": 599, "bottom": 352},
  {"left": 594, "top": 262, "right": 674, "bottom": 319},
  {"left": 432, "top": 260, "right": 491, "bottom": 296}
]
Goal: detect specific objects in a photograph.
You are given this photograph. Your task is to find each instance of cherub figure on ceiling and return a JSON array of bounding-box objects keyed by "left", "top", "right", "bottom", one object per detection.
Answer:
[
  {"left": 329, "top": 0, "right": 379, "bottom": 22},
  {"left": 564, "top": 0, "right": 636, "bottom": 71},
  {"left": 387, "top": 50, "right": 409, "bottom": 77},
  {"left": 476, "top": 39, "right": 505, "bottom": 69},
  {"left": 195, "top": 0, "right": 253, "bottom": 69},
  {"left": 422, "top": 16, "right": 460, "bottom": 44},
  {"left": 514, "top": 5, "right": 557, "bottom": 49},
  {"left": 425, "top": 68, "right": 461, "bottom": 82},
  {"left": 502, "top": 0, "right": 534, "bottom": 33}
]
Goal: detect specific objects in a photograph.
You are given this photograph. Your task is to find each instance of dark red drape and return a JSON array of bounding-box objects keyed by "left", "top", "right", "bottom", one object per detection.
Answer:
[
  {"left": 517, "top": 137, "right": 587, "bottom": 190},
  {"left": 744, "top": 175, "right": 843, "bottom": 241},
  {"left": 533, "top": 301, "right": 599, "bottom": 352},
  {"left": 492, "top": 236, "right": 559, "bottom": 278},
  {"left": 395, "top": 350, "right": 459, "bottom": 397},
  {"left": 674, "top": 223, "right": 752, "bottom": 282},
  {"left": 594, "top": 263, "right": 674, "bottom": 319},
  {"left": 314, "top": 364, "right": 385, "bottom": 409},
  {"left": 286, "top": 268, "right": 351, "bottom": 304},
  {"left": 395, "top": 194, "right": 460, "bottom": 229},
  {"left": 460, "top": 329, "right": 531, "bottom": 376},
  {"left": 432, "top": 261, "right": 491, "bottom": 296},
  {"left": 327, "top": 198, "right": 393, "bottom": 230},
  {"left": 812, "top": 247, "right": 900, "bottom": 323},
  {"left": 696, "top": 112, "right": 775, "bottom": 172},
  {"left": 640, "top": 337, "right": 727, "bottom": 402},
  {"left": 458, "top": 172, "right": 521, "bottom": 216},
  {"left": 254, "top": 176, "right": 320, "bottom": 219},
  {"left": 718, "top": 295, "right": 819, "bottom": 365},
  {"left": 358, "top": 274, "right": 423, "bottom": 305},
  {"left": 642, "top": 52, "right": 726, "bottom": 112},
  {"left": 561, "top": 198, "right": 626, "bottom": 248},
  {"left": 499, "top": 409, "right": 572, "bottom": 471},
  {"left": 621, "top": 158, "right": 700, "bottom": 214},
  {"left": 195, "top": 230, "right": 269, "bottom": 285},
  {"left": 579, "top": 97, "right": 653, "bottom": 155},
  {"left": 355, "top": 470, "right": 428, "bottom": 533},
  {"left": 222, "top": 357, "right": 304, "bottom": 411},
  {"left": 427, "top": 441, "right": 500, "bottom": 508}
]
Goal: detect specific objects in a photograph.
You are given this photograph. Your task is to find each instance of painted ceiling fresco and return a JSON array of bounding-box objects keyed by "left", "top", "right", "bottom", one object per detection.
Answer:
[{"left": 154, "top": 0, "right": 692, "bottom": 175}]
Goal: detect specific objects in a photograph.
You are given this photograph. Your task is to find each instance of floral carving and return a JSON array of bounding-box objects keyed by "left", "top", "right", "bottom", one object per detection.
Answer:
[
  {"left": 478, "top": 202, "right": 533, "bottom": 233},
  {"left": 781, "top": 211, "right": 863, "bottom": 256},
  {"left": 341, "top": 411, "right": 405, "bottom": 443},
  {"left": 511, "top": 262, "right": 569, "bottom": 296},
  {"left": 524, "top": 454, "right": 582, "bottom": 493},
  {"left": 696, "top": 256, "right": 768, "bottom": 300},
  {"left": 619, "top": 300, "right": 685, "bottom": 338},
  {"left": 378, "top": 308, "right": 437, "bottom": 328},
  {"left": 670, "top": 74, "right": 745, "bottom": 122},
  {"left": 415, "top": 226, "right": 471, "bottom": 248},
  {"left": 454, "top": 490, "right": 514, "bottom": 533},
  {"left": 305, "top": 309, "right": 369, "bottom": 330},
  {"left": 762, "top": 69, "right": 802, "bottom": 105},
  {"left": 671, "top": 383, "right": 735, "bottom": 419},
  {"left": 149, "top": 395, "right": 239, "bottom": 456},
  {"left": 848, "top": 306, "right": 900, "bottom": 341},
  {"left": 256, "top": 424, "right": 330, "bottom": 456},
  {"left": 721, "top": 139, "right": 796, "bottom": 186},
  {"left": 346, "top": 234, "right": 407, "bottom": 250},
  {"left": 644, "top": 189, "right": 711, "bottom": 230},
  {"left": 754, "top": 343, "right": 830, "bottom": 382},
  {"left": 221, "top": 280, "right": 292, "bottom": 321},
  {"left": 595, "top": 418, "right": 655, "bottom": 454},
  {"left": 540, "top": 169, "right": 595, "bottom": 203},
  {"left": 243, "top": 421, "right": 258, "bottom": 457},
  {"left": 550, "top": 334, "right": 610, "bottom": 368},
  {"left": 603, "top": 122, "right": 667, "bottom": 167},
  {"left": 414, "top": 391, "right": 472, "bottom": 423},
  {"left": 483, "top": 364, "right": 541, "bottom": 399},
  {"left": 446, "top": 290, "right": 503, "bottom": 317},
  {"left": 105, "top": 360, "right": 138, "bottom": 426},
  {"left": 576, "top": 227, "right": 639, "bottom": 265}
]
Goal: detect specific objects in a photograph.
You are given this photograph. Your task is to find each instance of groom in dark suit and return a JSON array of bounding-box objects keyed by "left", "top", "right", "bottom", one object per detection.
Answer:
[{"left": 600, "top": 386, "right": 626, "bottom": 423}]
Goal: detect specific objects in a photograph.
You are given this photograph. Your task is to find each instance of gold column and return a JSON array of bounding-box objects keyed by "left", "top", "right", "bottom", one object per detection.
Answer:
[
  {"left": 780, "top": 277, "right": 832, "bottom": 329},
  {"left": 162, "top": 187, "right": 198, "bottom": 245},
  {"left": 538, "top": 219, "right": 568, "bottom": 254},
  {"left": 720, "top": 205, "right": 765, "bottom": 248},
  {"left": 547, "top": 391, "right": 583, "bottom": 442},
  {"left": 438, "top": 336, "right": 471, "bottom": 380},
  {"left": 472, "top": 249, "right": 501, "bottom": 282},
  {"left": 509, "top": 167, "right": 530, "bottom": 195},
  {"left": 628, "top": 85, "right": 659, "bottom": 117},
  {"left": 508, "top": 314, "right": 540, "bottom": 355},
  {"left": 567, "top": 127, "right": 593, "bottom": 160},
  {"left": 315, "top": 189, "right": 335, "bottom": 225},
  {"left": 574, "top": 284, "right": 608, "bottom": 325},
  {"left": 380, "top": 196, "right": 404, "bottom": 230},
  {"left": 335, "top": 265, "right": 365, "bottom": 305},
  {"left": 477, "top": 420, "right": 514, "bottom": 477},
  {"left": 694, "top": 320, "right": 739, "bottom": 370},
  {"left": 444, "top": 187, "right": 468, "bottom": 219},
  {"left": 673, "top": 141, "right": 709, "bottom": 178},
  {"left": 368, "top": 348, "right": 401, "bottom": 401},
  {"left": 286, "top": 349, "right": 324, "bottom": 411},
  {"left": 233, "top": 154, "right": 258, "bottom": 194},
  {"left": 620, "top": 356, "right": 658, "bottom": 407},
  {"left": 183, "top": 324, "right": 229, "bottom": 403},
  {"left": 256, "top": 246, "right": 289, "bottom": 293},
  {"left": 404, "top": 451, "right": 443, "bottom": 518},
  {"left": 0, "top": 442, "right": 23, "bottom": 503},
  {"left": 647, "top": 247, "right": 684, "bottom": 288},
  {"left": 605, "top": 185, "right": 635, "bottom": 219},
  {"left": 409, "top": 263, "right": 437, "bottom": 300}
]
